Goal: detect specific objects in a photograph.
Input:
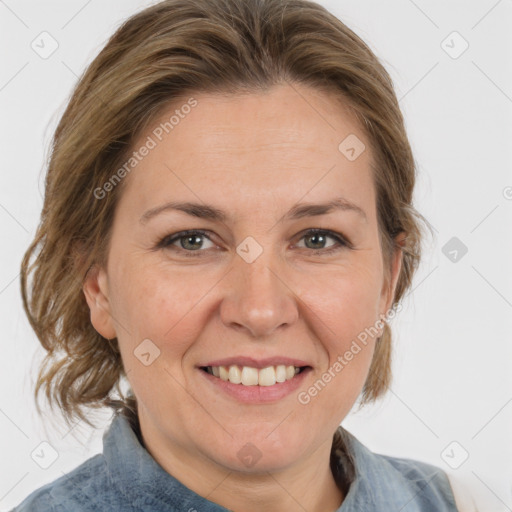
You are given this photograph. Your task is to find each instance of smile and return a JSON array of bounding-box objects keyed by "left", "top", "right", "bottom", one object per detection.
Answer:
[{"left": 201, "top": 364, "right": 308, "bottom": 386}]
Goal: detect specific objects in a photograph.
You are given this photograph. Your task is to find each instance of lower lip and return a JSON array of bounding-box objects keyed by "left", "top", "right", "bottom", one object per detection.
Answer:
[{"left": 197, "top": 367, "right": 313, "bottom": 404}]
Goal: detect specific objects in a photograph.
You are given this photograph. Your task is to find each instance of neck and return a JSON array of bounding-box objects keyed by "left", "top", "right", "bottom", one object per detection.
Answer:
[
  {"left": 136, "top": 410, "right": 344, "bottom": 512},
  {"left": 206, "top": 452, "right": 344, "bottom": 512}
]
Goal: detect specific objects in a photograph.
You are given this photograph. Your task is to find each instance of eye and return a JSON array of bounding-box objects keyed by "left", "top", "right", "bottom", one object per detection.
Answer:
[
  {"left": 157, "top": 230, "right": 216, "bottom": 256},
  {"left": 156, "top": 228, "right": 351, "bottom": 257},
  {"left": 295, "top": 229, "right": 351, "bottom": 254}
]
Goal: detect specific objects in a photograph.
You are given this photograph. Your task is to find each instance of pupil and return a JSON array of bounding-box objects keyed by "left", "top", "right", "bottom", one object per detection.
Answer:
[
  {"left": 307, "top": 233, "right": 325, "bottom": 249},
  {"left": 183, "top": 235, "right": 202, "bottom": 250}
]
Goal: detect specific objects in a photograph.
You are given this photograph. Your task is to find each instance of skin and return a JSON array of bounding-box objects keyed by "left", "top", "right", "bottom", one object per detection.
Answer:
[{"left": 83, "top": 82, "right": 403, "bottom": 512}]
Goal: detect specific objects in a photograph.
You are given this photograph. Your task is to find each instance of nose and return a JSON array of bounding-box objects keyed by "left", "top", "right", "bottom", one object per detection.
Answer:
[{"left": 219, "top": 250, "right": 299, "bottom": 339}]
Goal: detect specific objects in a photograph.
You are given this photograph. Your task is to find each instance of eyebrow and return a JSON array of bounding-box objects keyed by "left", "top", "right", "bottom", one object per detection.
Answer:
[{"left": 139, "top": 197, "right": 367, "bottom": 224}]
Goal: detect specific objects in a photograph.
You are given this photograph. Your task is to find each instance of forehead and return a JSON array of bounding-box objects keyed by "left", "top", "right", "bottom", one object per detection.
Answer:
[{"left": 119, "top": 83, "right": 376, "bottom": 220}]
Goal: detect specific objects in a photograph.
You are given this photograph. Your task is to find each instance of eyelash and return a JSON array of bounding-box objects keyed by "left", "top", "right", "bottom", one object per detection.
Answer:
[{"left": 156, "top": 228, "right": 352, "bottom": 258}]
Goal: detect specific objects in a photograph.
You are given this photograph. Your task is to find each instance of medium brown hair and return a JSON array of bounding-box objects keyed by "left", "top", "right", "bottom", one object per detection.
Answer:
[{"left": 21, "top": 0, "right": 428, "bottom": 429}]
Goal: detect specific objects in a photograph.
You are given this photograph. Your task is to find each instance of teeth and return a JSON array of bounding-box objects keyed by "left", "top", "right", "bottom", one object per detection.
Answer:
[
  {"left": 258, "top": 366, "right": 276, "bottom": 386},
  {"left": 275, "top": 364, "right": 287, "bottom": 383},
  {"left": 228, "top": 365, "right": 242, "bottom": 384},
  {"left": 219, "top": 366, "right": 229, "bottom": 381},
  {"left": 206, "top": 364, "right": 304, "bottom": 386},
  {"left": 241, "top": 366, "right": 259, "bottom": 386}
]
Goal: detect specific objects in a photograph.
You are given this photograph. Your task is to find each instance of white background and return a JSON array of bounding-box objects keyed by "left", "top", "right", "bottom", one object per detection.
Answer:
[{"left": 1, "top": 1, "right": 511, "bottom": 510}]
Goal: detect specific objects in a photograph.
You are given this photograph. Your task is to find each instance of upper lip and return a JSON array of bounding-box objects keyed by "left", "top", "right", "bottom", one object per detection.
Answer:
[{"left": 199, "top": 356, "right": 312, "bottom": 369}]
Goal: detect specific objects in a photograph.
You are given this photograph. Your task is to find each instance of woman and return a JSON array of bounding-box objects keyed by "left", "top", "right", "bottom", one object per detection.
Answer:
[{"left": 13, "top": 0, "right": 476, "bottom": 510}]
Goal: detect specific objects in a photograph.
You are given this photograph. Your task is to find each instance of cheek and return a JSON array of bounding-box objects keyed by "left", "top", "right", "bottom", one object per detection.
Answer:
[
  {"left": 296, "top": 262, "right": 382, "bottom": 401},
  {"left": 110, "top": 261, "right": 216, "bottom": 365},
  {"left": 109, "top": 265, "right": 207, "bottom": 410},
  {"left": 300, "top": 259, "right": 383, "bottom": 338}
]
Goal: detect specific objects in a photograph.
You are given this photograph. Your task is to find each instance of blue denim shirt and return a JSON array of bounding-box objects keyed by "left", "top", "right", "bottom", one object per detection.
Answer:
[{"left": 12, "top": 410, "right": 458, "bottom": 511}]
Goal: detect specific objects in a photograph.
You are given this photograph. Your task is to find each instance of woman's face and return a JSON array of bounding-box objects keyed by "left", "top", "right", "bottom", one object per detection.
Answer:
[{"left": 85, "top": 83, "right": 401, "bottom": 474}]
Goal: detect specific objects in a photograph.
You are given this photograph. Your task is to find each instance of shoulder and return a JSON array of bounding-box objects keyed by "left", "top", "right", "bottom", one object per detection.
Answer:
[
  {"left": 380, "top": 454, "right": 478, "bottom": 510},
  {"left": 11, "top": 453, "right": 116, "bottom": 512},
  {"left": 380, "top": 450, "right": 450, "bottom": 482},
  {"left": 338, "top": 429, "right": 460, "bottom": 511},
  {"left": 382, "top": 454, "right": 457, "bottom": 512}
]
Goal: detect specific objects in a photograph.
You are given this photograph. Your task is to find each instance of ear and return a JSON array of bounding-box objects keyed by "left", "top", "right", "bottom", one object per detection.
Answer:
[
  {"left": 379, "top": 232, "right": 405, "bottom": 318},
  {"left": 83, "top": 265, "right": 117, "bottom": 339}
]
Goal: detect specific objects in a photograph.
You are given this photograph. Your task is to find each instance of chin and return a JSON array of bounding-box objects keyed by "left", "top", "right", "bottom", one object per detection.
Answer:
[{"left": 205, "top": 424, "right": 307, "bottom": 473}]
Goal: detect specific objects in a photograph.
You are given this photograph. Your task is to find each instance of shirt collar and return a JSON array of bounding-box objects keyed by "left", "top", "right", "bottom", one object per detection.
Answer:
[
  {"left": 102, "top": 408, "right": 446, "bottom": 511},
  {"left": 104, "top": 410, "right": 230, "bottom": 511},
  {"left": 337, "top": 429, "right": 454, "bottom": 511}
]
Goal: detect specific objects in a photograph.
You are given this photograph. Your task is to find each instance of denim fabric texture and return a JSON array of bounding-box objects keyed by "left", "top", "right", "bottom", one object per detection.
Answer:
[{"left": 12, "top": 410, "right": 458, "bottom": 511}]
